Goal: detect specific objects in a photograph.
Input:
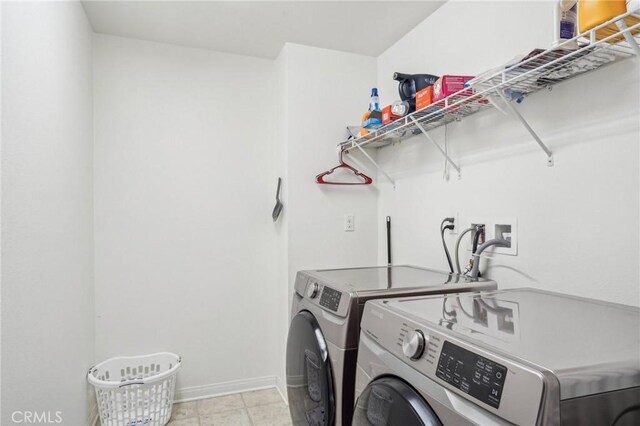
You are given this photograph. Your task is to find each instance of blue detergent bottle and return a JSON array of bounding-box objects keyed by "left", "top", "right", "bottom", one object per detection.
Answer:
[{"left": 369, "top": 88, "right": 381, "bottom": 112}]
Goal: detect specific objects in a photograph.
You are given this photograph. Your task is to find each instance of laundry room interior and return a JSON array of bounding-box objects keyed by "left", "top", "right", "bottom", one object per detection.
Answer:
[{"left": 2, "top": 0, "right": 639, "bottom": 425}]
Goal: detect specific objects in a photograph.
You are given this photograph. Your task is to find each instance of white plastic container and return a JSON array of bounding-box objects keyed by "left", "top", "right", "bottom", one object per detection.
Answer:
[{"left": 88, "top": 352, "right": 182, "bottom": 426}]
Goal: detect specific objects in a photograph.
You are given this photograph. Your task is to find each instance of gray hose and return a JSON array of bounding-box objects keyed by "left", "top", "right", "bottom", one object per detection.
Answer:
[
  {"left": 454, "top": 227, "right": 474, "bottom": 274},
  {"left": 470, "top": 238, "right": 511, "bottom": 279}
]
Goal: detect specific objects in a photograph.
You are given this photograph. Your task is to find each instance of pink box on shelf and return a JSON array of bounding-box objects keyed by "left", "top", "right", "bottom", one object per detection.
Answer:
[{"left": 432, "top": 75, "right": 474, "bottom": 103}]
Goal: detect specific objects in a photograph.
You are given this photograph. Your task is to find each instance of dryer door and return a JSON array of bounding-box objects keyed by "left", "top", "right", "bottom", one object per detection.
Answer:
[
  {"left": 352, "top": 377, "right": 442, "bottom": 426},
  {"left": 286, "top": 311, "right": 335, "bottom": 426}
]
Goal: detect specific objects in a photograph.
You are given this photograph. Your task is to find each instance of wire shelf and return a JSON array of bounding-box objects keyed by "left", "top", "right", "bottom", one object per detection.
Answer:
[{"left": 340, "top": 8, "right": 640, "bottom": 152}]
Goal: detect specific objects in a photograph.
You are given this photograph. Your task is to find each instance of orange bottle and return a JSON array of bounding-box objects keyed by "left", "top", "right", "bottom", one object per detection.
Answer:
[{"left": 578, "top": 0, "right": 627, "bottom": 32}]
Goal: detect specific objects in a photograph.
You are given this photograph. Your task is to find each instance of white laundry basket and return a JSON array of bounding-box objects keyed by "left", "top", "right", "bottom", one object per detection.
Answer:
[{"left": 88, "top": 352, "right": 182, "bottom": 426}]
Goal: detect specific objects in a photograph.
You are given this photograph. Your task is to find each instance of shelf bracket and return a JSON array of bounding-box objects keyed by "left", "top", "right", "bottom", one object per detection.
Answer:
[
  {"left": 615, "top": 19, "right": 640, "bottom": 57},
  {"left": 410, "top": 117, "right": 462, "bottom": 177},
  {"left": 350, "top": 143, "right": 396, "bottom": 189},
  {"left": 497, "top": 90, "right": 554, "bottom": 167}
]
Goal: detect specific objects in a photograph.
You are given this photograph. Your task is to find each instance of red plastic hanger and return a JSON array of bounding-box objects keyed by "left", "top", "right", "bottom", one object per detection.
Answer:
[{"left": 315, "top": 149, "right": 373, "bottom": 185}]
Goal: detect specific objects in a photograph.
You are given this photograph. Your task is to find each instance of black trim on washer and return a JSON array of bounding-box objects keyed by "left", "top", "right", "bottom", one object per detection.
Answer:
[
  {"left": 352, "top": 376, "right": 442, "bottom": 426},
  {"left": 286, "top": 311, "right": 335, "bottom": 426}
]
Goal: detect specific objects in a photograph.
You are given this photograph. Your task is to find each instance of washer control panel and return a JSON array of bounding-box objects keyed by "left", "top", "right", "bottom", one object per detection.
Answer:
[
  {"left": 402, "top": 330, "right": 426, "bottom": 360},
  {"left": 294, "top": 272, "right": 350, "bottom": 317},
  {"left": 319, "top": 286, "right": 342, "bottom": 312},
  {"left": 436, "top": 341, "right": 508, "bottom": 409},
  {"left": 306, "top": 282, "right": 320, "bottom": 298}
]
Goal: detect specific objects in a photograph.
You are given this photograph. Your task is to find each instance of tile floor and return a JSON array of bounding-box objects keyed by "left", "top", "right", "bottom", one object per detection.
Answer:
[{"left": 168, "top": 388, "right": 292, "bottom": 426}]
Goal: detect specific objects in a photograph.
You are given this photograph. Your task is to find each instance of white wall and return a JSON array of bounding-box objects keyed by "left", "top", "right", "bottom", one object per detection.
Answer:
[
  {"left": 275, "top": 43, "right": 380, "bottom": 393},
  {"left": 1, "top": 3, "right": 637, "bottom": 422},
  {"left": 283, "top": 43, "right": 380, "bottom": 280},
  {"left": 93, "top": 35, "right": 380, "bottom": 404},
  {"left": 375, "top": 0, "right": 640, "bottom": 305},
  {"left": 1, "top": 1, "right": 95, "bottom": 424},
  {"left": 0, "top": 0, "right": 3, "bottom": 413},
  {"left": 93, "top": 35, "right": 282, "bottom": 399},
  {"left": 273, "top": 46, "right": 290, "bottom": 394}
]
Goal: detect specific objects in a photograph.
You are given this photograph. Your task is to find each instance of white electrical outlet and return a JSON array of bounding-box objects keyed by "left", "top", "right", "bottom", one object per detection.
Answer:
[
  {"left": 452, "top": 211, "right": 460, "bottom": 234},
  {"left": 344, "top": 214, "right": 355, "bottom": 232}
]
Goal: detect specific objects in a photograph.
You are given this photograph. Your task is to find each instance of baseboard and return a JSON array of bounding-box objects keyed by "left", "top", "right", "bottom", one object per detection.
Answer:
[
  {"left": 275, "top": 375, "right": 288, "bottom": 406},
  {"left": 174, "top": 376, "right": 282, "bottom": 403}
]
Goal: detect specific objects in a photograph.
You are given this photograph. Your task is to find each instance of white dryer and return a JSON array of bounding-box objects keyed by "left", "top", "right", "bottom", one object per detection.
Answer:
[
  {"left": 285, "top": 265, "right": 497, "bottom": 426},
  {"left": 354, "top": 288, "right": 640, "bottom": 425}
]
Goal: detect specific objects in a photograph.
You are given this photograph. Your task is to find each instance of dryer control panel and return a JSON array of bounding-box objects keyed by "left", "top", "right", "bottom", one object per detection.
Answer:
[
  {"left": 359, "top": 299, "right": 547, "bottom": 426},
  {"left": 436, "top": 341, "right": 507, "bottom": 409}
]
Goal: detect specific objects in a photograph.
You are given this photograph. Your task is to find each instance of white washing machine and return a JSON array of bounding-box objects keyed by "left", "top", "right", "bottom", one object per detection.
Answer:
[
  {"left": 354, "top": 288, "right": 640, "bottom": 425},
  {"left": 285, "top": 265, "right": 497, "bottom": 426}
]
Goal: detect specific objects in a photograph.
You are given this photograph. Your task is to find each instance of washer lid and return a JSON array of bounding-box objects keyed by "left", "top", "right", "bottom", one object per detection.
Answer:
[{"left": 382, "top": 288, "right": 640, "bottom": 399}]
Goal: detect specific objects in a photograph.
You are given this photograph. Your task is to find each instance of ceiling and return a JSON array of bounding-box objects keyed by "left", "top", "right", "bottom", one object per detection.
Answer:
[{"left": 82, "top": 1, "right": 445, "bottom": 59}]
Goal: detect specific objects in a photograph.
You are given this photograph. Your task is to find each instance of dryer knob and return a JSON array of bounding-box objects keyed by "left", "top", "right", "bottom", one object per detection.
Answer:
[
  {"left": 402, "top": 330, "right": 426, "bottom": 360},
  {"left": 307, "top": 282, "right": 319, "bottom": 299}
]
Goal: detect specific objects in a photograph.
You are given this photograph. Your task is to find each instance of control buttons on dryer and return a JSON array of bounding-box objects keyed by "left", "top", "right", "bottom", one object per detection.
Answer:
[
  {"left": 307, "top": 282, "right": 319, "bottom": 299},
  {"left": 402, "top": 330, "right": 426, "bottom": 360}
]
